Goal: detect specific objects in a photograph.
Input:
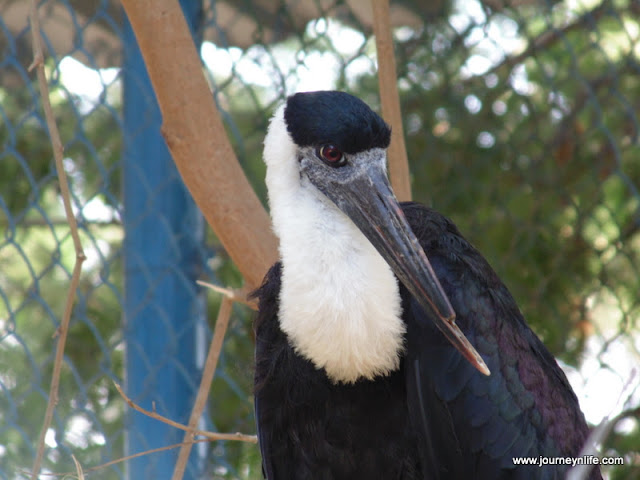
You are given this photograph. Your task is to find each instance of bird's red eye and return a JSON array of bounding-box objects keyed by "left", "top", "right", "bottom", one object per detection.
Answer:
[{"left": 318, "top": 145, "right": 346, "bottom": 167}]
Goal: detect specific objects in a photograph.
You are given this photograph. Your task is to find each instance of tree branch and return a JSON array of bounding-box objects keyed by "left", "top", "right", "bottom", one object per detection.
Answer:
[
  {"left": 120, "top": 0, "right": 278, "bottom": 289},
  {"left": 476, "top": 0, "right": 611, "bottom": 83},
  {"left": 27, "top": 439, "right": 213, "bottom": 478},
  {"left": 114, "top": 382, "right": 257, "bottom": 444},
  {"left": 197, "top": 280, "right": 257, "bottom": 310},
  {"left": 567, "top": 369, "right": 639, "bottom": 480},
  {"left": 172, "top": 296, "right": 234, "bottom": 479},
  {"left": 372, "top": 0, "right": 412, "bottom": 201},
  {"left": 28, "top": 1, "right": 86, "bottom": 478}
]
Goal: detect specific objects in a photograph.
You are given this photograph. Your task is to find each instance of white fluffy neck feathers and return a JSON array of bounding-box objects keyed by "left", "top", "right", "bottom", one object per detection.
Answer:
[{"left": 264, "top": 108, "right": 405, "bottom": 383}]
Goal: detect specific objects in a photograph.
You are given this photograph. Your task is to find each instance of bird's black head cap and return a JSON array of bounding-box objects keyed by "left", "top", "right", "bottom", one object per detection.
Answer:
[{"left": 284, "top": 91, "right": 391, "bottom": 154}]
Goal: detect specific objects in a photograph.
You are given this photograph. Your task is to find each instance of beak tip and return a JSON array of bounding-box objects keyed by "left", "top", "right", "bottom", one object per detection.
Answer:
[
  {"left": 470, "top": 346, "right": 490, "bottom": 376},
  {"left": 467, "top": 348, "right": 491, "bottom": 376},
  {"left": 444, "top": 319, "right": 491, "bottom": 377}
]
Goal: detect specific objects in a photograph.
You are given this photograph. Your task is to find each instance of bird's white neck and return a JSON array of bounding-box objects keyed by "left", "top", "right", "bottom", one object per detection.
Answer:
[{"left": 264, "top": 110, "right": 405, "bottom": 383}]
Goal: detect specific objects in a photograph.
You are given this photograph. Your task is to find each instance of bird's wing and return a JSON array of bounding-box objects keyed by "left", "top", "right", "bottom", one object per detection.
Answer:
[
  {"left": 401, "top": 202, "right": 592, "bottom": 479},
  {"left": 403, "top": 285, "right": 547, "bottom": 479},
  {"left": 252, "top": 263, "right": 283, "bottom": 480},
  {"left": 254, "top": 395, "right": 276, "bottom": 479}
]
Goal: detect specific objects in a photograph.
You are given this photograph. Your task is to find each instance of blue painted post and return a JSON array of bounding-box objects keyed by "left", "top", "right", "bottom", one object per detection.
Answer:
[{"left": 122, "top": 1, "right": 205, "bottom": 479}]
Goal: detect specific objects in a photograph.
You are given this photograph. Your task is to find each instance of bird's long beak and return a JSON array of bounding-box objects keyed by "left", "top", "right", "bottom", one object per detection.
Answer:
[{"left": 321, "top": 156, "right": 490, "bottom": 376}]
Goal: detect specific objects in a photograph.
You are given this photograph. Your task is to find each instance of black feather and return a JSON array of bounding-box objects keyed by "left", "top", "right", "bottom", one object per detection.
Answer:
[
  {"left": 253, "top": 203, "right": 601, "bottom": 480},
  {"left": 284, "top": 91, "right": 391, "bottom": 153}
]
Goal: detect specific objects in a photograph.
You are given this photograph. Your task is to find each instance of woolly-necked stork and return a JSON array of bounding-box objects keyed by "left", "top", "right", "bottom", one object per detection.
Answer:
[{"left": 252, "top": 91, "right": 599, "bottom": 479}]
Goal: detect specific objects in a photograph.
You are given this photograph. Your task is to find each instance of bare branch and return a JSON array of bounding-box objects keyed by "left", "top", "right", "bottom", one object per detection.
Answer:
[
  {"left": 28, "top": 1, "right": 86, "bottom": 478},
  {"left": 197, "top": 280, "right": 258, "bottom": 310},
  {"left": 120, "top": 0, "right": 278, "bottom": 289},
  {"left": 71, "top": 455, "right": 85, "bottom": 480},
  {"left": 474, "top": 1, "right": 611, "bottom": 83},
  {"left": 372, "top": 0, "right": 411, "bottom": 201},
  {"left": 172, "top": 296, "right": 235, "bottom": 479},
  {"left": 113, "top": 382, "right": 257, "bottom": 444},
  {"left": 27, "top": 439, "right": 212, "bottom": 478},
  {"left": 567, "top": 368, "right": 639, "bottom": 480}
]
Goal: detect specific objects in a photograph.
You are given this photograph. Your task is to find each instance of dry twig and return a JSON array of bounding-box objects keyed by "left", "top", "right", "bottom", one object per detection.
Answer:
[
  {"left": 114, "top": 382, "right": 257, "bottom": 444},
  {"left": 197, "top": 280, "right": 258, "bottom": 310},
  {"left": 27, "top": 439, "right": 212, "bottom": 478},
  {"left": 71, "top": 455, "right": 85, "bottom": 480},
  {"left": 28, "top": 1, "right": 86, "bottom": 478},
  {"left": 172, "top": 296, "right": 235, "bottom": 479}
]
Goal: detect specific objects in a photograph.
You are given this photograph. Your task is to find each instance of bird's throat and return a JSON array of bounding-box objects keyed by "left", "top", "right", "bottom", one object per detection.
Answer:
[{"left": 275, "top": 189, "right": 406, "bottom": 383}]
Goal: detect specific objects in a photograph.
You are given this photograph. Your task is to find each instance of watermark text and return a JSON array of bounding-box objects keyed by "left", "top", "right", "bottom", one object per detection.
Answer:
[{"left": 512, "top": 455, "right": 624, "bottom": 467}]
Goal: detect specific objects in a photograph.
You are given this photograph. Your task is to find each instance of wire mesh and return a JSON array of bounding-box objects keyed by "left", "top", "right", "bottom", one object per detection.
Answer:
[{"left": 0, "top": 0, "right": 638, "bottom": 479}]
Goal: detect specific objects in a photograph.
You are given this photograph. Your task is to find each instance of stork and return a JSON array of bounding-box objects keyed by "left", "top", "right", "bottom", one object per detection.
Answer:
[{"left": 253, "top": 91, "right": 599, "bottom": 479}]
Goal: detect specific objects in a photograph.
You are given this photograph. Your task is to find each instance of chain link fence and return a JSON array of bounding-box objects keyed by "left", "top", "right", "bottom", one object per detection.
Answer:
[{"left": 1, "top": 0, "right": 639, "bottom": 478}]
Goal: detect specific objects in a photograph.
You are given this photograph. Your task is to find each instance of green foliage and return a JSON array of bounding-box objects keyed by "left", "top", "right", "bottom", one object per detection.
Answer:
[{"left": 0, "top": 59, "right": 124, "bottom": 478}]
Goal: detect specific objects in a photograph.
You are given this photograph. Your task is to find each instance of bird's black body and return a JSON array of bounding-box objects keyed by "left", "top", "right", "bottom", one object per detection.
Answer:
[
  {"left": 254, "top": 203, "right": 599, "bottom": 480},
  {"left": 256, "top": 90, "right": 599, "bottom": 480}
]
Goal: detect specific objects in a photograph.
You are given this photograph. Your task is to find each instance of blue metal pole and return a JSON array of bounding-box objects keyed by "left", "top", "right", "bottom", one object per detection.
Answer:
[{"left": 122, "top": 1, "right": 205, "bottom": 479}]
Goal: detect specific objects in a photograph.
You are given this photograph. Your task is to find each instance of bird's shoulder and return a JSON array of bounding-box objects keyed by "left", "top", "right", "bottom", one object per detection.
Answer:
[{"left": 251, "top": 262, "right": 295, "bottom": 395}]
